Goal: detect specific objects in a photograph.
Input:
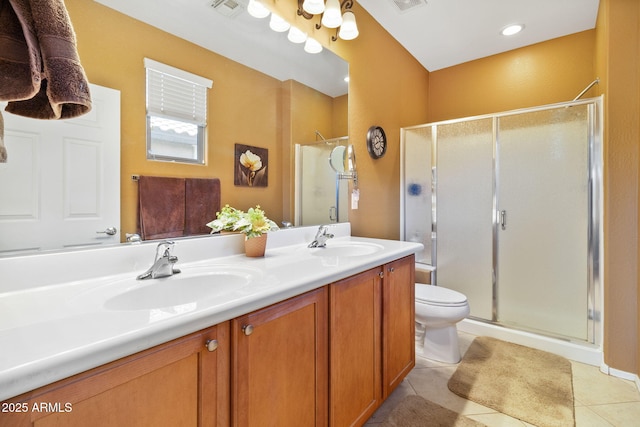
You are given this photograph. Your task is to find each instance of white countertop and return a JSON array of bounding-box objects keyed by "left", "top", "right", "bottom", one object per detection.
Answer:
[{"left": 0, "top": 224, "right": 423, "bottom": 401}]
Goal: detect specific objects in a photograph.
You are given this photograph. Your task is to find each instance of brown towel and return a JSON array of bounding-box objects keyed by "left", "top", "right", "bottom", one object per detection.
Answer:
[
  {"left": 138, "top": 176, "right": 186, "bottom": 241},
  {"left": 0, "top": 0, "right": 91, "bottom": 119},
  {"left": 0, "top": 111, "right": 6, "bottom": 163},
  {"left": 0, "top": 0, "right": 40, "bottom": 102},
  {"left": 185, "top": 178, "right": 221, "bottom": 235}
]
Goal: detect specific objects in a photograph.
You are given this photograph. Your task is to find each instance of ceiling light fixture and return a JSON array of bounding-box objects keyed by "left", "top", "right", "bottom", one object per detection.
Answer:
[
  {"left": 297, "top": 0, "right": 359, "bottom": 41},
  {"left": 269, "top": 13, "right": 290, "bottom": 32},
  {"left": 245, "top": 0, "right": 325, "bottom": 54},
  {"left": 247, "top": 0, "right": 270, "bottom": 18},
  {"left": 302, "top": 0, "right": 325, "bottom": 15},
  {"left": 304, "top": 37, "right": 323, "bottom": 54},
  {"left": 288, "top": 26, "right": 308, "bottom": 44},
  {"left": 501, "top": 24, "right": 524, "bottom": 36}
]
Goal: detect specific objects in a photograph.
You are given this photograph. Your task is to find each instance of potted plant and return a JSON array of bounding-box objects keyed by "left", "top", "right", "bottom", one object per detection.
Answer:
[{"left": 207, "top": 205, "right": 278, "bottom": 257}]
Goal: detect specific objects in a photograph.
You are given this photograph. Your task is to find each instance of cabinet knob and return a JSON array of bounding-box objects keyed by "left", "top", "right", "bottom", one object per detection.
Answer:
[
  {"left": 378, "top": 271, "right": 384, "bottom": 278},
  {"left": 388, "top": 267, "right": 395, "bottom": 273},
  {"left": 205, "top": 339, "right": 218, "bottom": 352},
  {"left": 242, "top": 324, "right": 254, "bottom": 336}
]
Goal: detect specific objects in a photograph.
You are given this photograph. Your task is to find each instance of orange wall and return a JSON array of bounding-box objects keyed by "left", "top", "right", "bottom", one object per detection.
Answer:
[
  {"left": 335, "top": 4, "right": 431, "bottom": 239},
  {"left": 281, "top": 79, "right": 348, "bottom": 221},
  {"left": 264, "top": 1, "right": 431, "bottom": 240},
  {"left": 595, "top": 0, "right": 640, "bottom": 376},
  {"left": 429, "top": 30, "right": 597, "bottom": 122}
]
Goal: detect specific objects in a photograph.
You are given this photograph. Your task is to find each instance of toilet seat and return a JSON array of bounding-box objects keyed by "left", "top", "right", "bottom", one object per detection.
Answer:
[{"left": 415, "top": 284, "right": 468, "bottom": 307}]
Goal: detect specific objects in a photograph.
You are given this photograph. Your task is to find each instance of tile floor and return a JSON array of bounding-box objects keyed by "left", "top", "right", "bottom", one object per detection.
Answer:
[{"left": 365, "top": 331, "right": 640, "bottom": 426}]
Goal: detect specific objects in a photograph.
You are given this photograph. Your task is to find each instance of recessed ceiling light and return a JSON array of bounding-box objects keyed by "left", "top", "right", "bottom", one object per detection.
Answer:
[{"left": 501, "top": 24, "right": 524, "bottom": 36}]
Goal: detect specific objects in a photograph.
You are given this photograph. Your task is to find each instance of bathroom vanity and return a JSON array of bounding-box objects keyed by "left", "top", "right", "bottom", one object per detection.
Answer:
[{"left": 0, "top": 224, "right": 422, "bottom": 426}]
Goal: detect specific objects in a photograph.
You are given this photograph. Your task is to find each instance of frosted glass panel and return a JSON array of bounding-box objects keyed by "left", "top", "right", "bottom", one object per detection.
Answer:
[
  {"left": 496, "top": 105, "right": 589, "bottom": 340},
  {"left": 436, "top": 119, "right": 494, "bottom": 320},
  {"left": 402, "top": 127, "right": 432, "bottom": 264}
]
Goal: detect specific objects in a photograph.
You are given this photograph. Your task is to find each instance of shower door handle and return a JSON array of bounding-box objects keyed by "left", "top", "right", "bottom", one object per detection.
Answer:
[
  {"left": 500, "top": 210, "right": 507, "bottom": 230},
  {"left": 329, "top": 206, "right": 337, "bottom": 222}
]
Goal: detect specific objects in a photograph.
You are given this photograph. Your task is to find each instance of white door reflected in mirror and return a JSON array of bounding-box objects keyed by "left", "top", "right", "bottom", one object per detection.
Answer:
[{"left": 0, "top": 84, "right": 121, "bottom": 255}]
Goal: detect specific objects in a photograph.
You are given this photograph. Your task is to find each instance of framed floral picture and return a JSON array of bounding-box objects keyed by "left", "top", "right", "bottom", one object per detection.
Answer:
[{"left": 234, "top": 143, "right": 268, "bottom": 187}]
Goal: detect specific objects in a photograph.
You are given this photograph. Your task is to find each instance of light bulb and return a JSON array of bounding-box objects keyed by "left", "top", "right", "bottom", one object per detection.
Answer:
[
  {"left": 501, "top": 24, "right": 524, "bottom": 36},
  {"left": 269, "top": 13, "right": 290, "bottom": 32},
  {"left": 288, "top": 26, "right": 307, "bottom": 44},
  {"left": 302, "top": 0, "right": 325, "bottom": 15},
  {"left": 247, "top": 0, "right": 270, "bottom": 19},
  {"left": 304, "top": 38, "right": 323, "bottom": 54},
  {"left": 321, "top": 0, "right": 342, "bottom": 28},
  {"left": 338, "top": 11, "right": 358, "bottom": 40}
]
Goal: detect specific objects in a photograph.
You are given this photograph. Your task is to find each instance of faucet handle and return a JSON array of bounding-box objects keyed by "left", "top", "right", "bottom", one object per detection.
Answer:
[{"left": 155, "top": 240, "right": 176, "bottom": 260}]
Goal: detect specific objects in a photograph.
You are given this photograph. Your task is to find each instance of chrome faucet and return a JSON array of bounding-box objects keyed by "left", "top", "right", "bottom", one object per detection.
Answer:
[
  {"left": 308, "top": 225, "right": 334, "bottom": 248},
  {"left": 137, "top": 241, "right": 181, "bottom": 280}
]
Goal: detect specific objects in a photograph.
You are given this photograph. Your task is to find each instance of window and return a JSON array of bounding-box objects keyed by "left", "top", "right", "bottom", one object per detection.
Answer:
[{"left": 144, "top": 58, "right": 213, "bottom": 164}]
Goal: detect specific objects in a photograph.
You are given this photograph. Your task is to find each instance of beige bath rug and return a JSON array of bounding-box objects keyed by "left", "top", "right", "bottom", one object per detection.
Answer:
[
  {"left": 448, "top": 336, "right": 575, "bottom": 427},
  {"left": 381, "top": 395, "right": 487, "bottom": 427}
]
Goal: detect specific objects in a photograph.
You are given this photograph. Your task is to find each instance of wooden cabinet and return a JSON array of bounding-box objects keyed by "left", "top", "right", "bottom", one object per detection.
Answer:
[
  {"left": 329, "top": 268, "right": 382, "bottom": 427},
  {"left": 329, "top": 255, "right": 415, "bottom": 427},
  {"left": 0, "top": 323, "right": 230, "bottom": 427},
  {"left": 382, "top": 255, "right": 415, "bottom": 398},
  {"left": 231, "top": 288, "right": 328, "bottom": 427}
]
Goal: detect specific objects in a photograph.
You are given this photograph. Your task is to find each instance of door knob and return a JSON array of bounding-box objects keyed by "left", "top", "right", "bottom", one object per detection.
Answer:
[
  {"left": 500, "top": 210, "right": 507, "bottom": 230},
  {"left": 97, "top": 227, "right": 117, "bottom": 235},
  {"left": 205, "top": 339, "right": 218, "bottom": 352}
]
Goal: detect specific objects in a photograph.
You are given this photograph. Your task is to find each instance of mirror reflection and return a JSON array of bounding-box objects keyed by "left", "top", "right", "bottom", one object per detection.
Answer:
[
  {"left": 0, "top": 0, "right": 349, "bottom": 256},
  {"left": 296, "top": 137, "right": 351, "bottom": 225}
]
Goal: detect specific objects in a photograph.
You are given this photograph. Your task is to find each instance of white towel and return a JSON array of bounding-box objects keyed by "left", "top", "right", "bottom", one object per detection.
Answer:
[{"left": 0, "top": 111, "right": 6, "bottom": 163}]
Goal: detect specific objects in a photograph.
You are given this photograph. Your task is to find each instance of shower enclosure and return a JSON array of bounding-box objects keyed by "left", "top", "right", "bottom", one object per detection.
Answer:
[
  {"left": 295, "top": 137, "right": 350, "bottom": 225},
  {"left": 401, "top": 97, "right": 603, "bottom": 345}
]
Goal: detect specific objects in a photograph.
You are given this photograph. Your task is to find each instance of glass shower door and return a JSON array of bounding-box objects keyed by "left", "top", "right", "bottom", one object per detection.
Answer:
[
  {"left": 496, "top": 105, "right": 590, "bottom": 340},
  {"left": 401, "top": 126, "right": 433, "bottom": 264},
  {"left": 436, "top": 119, "right": 495, "bottom": 320}
]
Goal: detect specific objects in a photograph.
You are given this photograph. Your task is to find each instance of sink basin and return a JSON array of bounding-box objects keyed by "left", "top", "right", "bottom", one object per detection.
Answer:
[
  {"left": 104, "top": 267, "right": 258, "bottom": 311},
  {"left": 310, "top": 242, "right": 384, "bottom": 257}
]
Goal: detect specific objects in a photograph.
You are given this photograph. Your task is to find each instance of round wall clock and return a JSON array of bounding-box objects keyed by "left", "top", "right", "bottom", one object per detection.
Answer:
[{"left": 366, "top": 125, "right": 387, "bottom": 159}]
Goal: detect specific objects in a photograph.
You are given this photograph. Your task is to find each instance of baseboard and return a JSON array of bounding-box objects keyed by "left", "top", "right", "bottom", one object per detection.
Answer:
[{"left": 600, "top": 362, "right": 640, "bottom": 392}]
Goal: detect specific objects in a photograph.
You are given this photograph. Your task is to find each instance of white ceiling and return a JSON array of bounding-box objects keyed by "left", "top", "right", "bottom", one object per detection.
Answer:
[
  {"left": 94, "top": 0, "right": 600, "bottom": 95},
  {"left": 358, "top": 0, "right": 600, "bottom": 71}
]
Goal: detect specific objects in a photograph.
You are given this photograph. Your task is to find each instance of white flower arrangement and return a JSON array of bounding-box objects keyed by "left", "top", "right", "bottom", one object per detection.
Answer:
[{"left": 207, "top": 204, "right": 278, "bottom": 239}]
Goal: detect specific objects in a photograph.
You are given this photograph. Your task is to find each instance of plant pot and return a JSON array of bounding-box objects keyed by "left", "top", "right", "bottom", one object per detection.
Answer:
[{"left": 244, "top": 234, "right": 267, "bottom": 257}]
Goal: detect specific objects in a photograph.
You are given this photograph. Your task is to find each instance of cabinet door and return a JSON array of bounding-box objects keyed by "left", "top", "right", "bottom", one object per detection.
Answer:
[
  {"left": 329, "top": 268, "right": 382, "bottom": 427},
  {"left": 1, "top": 324, "right": 230, "bottom": 427},
  {"left": 382, "top": 255, "right": 415, "bottom": 398},
  {"left": 231, "top": 288, "right": 328, "bottom": 427}
]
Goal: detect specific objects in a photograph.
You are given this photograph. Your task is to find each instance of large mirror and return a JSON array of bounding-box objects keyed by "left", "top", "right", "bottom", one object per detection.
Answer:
[{"left": 0, "top": 0, "right": 349, "bottom": 256}]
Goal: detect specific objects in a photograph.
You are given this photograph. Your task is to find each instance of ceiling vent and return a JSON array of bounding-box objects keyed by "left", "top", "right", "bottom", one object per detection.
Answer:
[
  {"left": 210, "top": 0, "right": 247, "bottom": 18},
  {"left": 389, "top": 0, "right": 427, "bottom": 13}
]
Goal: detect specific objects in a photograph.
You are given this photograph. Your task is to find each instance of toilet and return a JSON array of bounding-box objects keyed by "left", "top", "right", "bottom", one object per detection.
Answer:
[{"left": 415, "top": 265, "right": 470, "bottom": 363}]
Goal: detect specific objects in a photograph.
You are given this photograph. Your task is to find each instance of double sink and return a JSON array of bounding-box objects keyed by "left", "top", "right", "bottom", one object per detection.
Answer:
[{"left": 101, "top": 241, "right": 384, "bottom": 311}]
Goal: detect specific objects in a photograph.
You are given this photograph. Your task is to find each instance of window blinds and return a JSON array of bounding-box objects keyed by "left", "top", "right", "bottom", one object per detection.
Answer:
[{"left": 144, "top": 58, "right": 213, "bottom": 125}]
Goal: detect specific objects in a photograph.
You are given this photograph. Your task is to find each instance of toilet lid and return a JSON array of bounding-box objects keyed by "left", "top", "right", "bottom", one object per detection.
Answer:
[{"left": 415, "top": 284, "right": 468, "bottom": 306}]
